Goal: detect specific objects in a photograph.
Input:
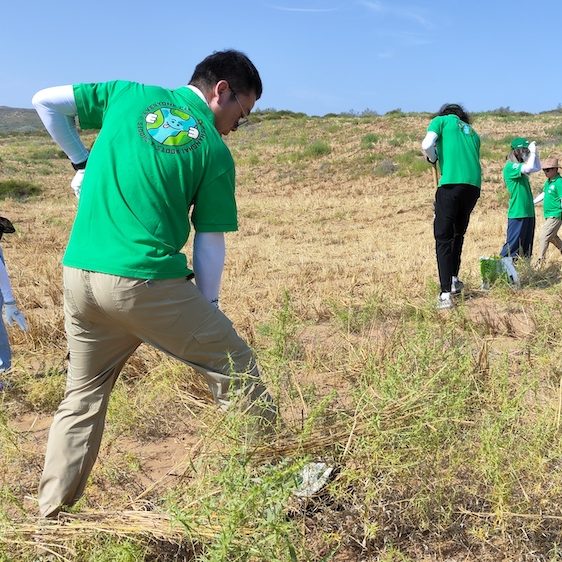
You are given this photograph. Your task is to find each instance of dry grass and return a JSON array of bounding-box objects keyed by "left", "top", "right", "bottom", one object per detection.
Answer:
[{"left": 1, "top": 113, "right": 562, "bottom": 560}]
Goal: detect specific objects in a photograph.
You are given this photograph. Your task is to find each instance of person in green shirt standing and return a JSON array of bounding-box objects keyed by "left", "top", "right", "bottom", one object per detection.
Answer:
[
  {"left": 499, "top": 137, "right": 541, "bottom": 259},
  {"left": 32, "top": 50, "right": 278, "bottom": 518},
  {"left": 533, "top": 158, "right": 562, "bottom": 264},
  {"left": 422, "top": 103, "right": 481, "bottom": 309}
]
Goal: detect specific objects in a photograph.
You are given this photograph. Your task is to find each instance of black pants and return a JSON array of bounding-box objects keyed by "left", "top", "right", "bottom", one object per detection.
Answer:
[{"left": 434, "top": 184, "right": 480, "bottom": 293}]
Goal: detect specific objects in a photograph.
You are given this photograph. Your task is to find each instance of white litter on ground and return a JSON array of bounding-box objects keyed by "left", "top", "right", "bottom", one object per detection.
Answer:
[{"left": 293, "top": 462, "right": 334, "bottom": 498}]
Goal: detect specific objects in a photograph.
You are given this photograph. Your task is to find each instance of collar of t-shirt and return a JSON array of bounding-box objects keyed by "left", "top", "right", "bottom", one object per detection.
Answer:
[{"left": 186, "top": 85, "right": 209, "bottom": 106}]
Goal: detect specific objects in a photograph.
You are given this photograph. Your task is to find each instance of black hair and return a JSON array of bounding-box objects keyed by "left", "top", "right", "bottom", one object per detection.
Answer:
[
  {"left": 0, "top": 217, "right": 15, "bottom": 241},
  {"left": 189, "top": 50, "right": 263, "bottom": 100},
  {"left": 434, "top": 103, "right": 471, "bottom": 124}
]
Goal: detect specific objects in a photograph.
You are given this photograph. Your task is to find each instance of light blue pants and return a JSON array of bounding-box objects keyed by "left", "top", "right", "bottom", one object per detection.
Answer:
[
  {"left": 0, "top": 250, "right": 12, "bottom": 372},
  {"left": 0, "top": 291, "right": 11, "bottom": 371}
]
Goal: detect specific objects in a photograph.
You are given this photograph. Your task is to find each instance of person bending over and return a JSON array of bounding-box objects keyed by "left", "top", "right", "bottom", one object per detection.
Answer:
[
  {"left": 32, "top": 49, "right": 277, "bottom": 518},
  {"left": 422, "top": 103, "right": 482, "bottom": 310}
]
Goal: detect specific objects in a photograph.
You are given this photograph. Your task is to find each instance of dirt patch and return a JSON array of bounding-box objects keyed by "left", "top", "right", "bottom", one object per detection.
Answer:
[
  {"left": 8, "top": 409, "right": 204, "bottom": 513},
  {"left": 104, "top": 432, "right": 200, "bottom": 498},
  {"left": 11, "top": 411, "right": 53, "bottom": 437},
  {"left": 466, "top": 297, "right": 535, "bottom": 339}
]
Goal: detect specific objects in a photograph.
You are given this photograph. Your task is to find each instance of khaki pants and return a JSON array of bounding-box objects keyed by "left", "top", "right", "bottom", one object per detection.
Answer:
[
  {"left": 38, "top": 267, "right": 277, "bottom": 517},
  {"left": 539, "top": 217, "right": 562, "bottom": 261}
]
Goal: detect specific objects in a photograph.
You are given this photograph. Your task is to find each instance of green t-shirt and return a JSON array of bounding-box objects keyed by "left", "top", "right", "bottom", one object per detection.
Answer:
[
  {"left": 427, "top": 114, "right": 481, "bottom": 188},
  {"left": 63, "top": 81, "right": 237, "bottom": 279},
  {"left": 503, "top": 161, "right": 535, "bottom": 219},
  {"left": 543, "top": 175, "right": 562, "bottom": 219}
]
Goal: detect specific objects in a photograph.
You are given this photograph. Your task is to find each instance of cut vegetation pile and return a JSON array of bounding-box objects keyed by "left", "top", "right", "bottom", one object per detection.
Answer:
[{"left": 1, "top": 112, "right": 562, "bottom": 561}]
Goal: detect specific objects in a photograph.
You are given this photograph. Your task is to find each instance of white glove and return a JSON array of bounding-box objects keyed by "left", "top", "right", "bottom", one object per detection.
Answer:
[
  {"left": 4, "top": 302, "right": 27, "bottom": 331},
  {"left": 534, "top": 192, "right": 545, "bottom": 205},
  {"left": 70, "top": 169, "right": 85, "bottom": 199},
  {"left": 528, "top": 141, "right": 536, "bottom": 153}
]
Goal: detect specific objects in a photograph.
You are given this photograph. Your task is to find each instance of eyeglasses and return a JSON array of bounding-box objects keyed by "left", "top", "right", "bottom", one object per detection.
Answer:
[
  {"left": 544, "top": 168, "right": 557, "bottom": 172},
  {"left": 230, "top": 87, "right": 250, "bottom": 130}
]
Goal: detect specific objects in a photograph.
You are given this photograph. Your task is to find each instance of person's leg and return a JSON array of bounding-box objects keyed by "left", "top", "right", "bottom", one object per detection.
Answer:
[
  {"left": 538, "top": 217, "right": 560, "bottom": 260},
  {"left": 434, "top": 186, "right": 456, "bottom": 293},
  {"left": 521, "top": 217, "right": 536, "bottom": 258},
  {"left": 549, "top": 217, "right": 562, "bottom": 252},
  {"left": 500, "top": 219, "right": 524, "bottom": 258},
  {"left": 451, "top": 186, "right": 479, "bottom": 278},
  {"left": 0, "top": 293, "right": 11, "bottom": 373},
  {"left": 38, "top": 268, "right": 141, "bottom": 517},
  {"left": 118, "top": 277, "right": 278, "bottom": 427}
]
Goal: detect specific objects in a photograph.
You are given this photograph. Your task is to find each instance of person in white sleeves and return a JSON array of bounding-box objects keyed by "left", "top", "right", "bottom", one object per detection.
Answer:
[
  {"left": 499, "top": 137, "right": 542, "bottom": 259},
  {"left": 0, "top": 217, "right": 27, "bottom": 379}
]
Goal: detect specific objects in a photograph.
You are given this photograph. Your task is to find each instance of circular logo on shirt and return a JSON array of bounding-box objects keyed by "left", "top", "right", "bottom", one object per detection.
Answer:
[{"left": 138, "top": 104, "right": 204, "bottom": 153}]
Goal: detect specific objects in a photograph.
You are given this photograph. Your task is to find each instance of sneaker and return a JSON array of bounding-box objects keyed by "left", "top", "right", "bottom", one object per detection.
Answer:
[
  {"left": 451, "top": 279, "right": 464, "bottom": 295},
  {"left": 436, "top": 292, "right": 454, "bottom": 310}
]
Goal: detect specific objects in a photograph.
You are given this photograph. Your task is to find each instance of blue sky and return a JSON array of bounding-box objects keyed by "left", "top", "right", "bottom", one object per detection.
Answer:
[{"left": 2, "top": 0, "right": 560, "bottom": 116}]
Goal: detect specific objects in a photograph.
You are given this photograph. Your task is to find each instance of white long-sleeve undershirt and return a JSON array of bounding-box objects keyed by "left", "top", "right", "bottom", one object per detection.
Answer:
[
  {"left": 533, "top": 192, "right": 545, "bottom": 204},
  {"left": 31, "top": 85, "right": 89, "bottom": 164},
  {"left": 421, "top": 131, "right": 438, "bottom": 163},
  {"left": 521, "top": 148, "right": 541, "bottom": 175},
  {"left": 193, "top": 232, "right": 225, "bottom": 304}
]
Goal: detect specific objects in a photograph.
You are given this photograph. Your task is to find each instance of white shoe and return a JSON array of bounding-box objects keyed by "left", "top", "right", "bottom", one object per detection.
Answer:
[
  {"left": 436, "top": 292, "right": 454, "bottom": 310},
  {"left": 451, "top": 279, "right": 464, "bottom": 295}
]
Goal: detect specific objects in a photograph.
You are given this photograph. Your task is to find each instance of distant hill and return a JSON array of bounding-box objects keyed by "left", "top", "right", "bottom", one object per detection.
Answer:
[{"left": 0, "top": 106, "right": 44, "bottom": 133}]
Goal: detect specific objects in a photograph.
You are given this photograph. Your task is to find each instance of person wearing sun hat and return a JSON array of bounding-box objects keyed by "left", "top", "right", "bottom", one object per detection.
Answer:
[
  {"left": 533, "top": 157, "right": 562, "bottom": 264},
  {"left": 499, "top": 136, "right": 542, "bottom": 259}
]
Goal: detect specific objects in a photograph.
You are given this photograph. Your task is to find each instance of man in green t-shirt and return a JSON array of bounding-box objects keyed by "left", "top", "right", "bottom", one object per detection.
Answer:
[
  {"left": 421, "top": 103, "right": 481, "bottom": 310},
  {"left": 534, "top": 158, "right": 562, "bottom": 263},
  {"left": 499, "top": 137, "right": 542, "bottom": 259},
  {"left": 32, "top": 50, "right": 278, "bottom": 518}
]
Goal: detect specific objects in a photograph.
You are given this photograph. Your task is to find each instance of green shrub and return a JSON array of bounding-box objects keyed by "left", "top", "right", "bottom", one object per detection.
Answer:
[
  {"left": 0, "top": 180, "right": 41, "bottom": 200},
  {"left": 388, "top": 131, "right": 416, "bottom": 147},
  {"left": 395, "top": 150, "right": 428, "bottom": 175},
  {"left": 302, "top": 140, "right": 331, "bottom": 158},
  {"left": 78, "top": 537, "right": 146, "bottom": 561},
  {"left": 19, "top": 369, "right": 66, "bottom": 412},
  {"left": 485, "top": 106, "right": 532, "bottom": 118},
  {"left": 361, "top": 133, "right": 380, "bottom": 149},
  {"left": 385, "top": 108, "right": 404, "bottom": 117},
  {"left": 253, "top": 109, "right": 307, "bottom": 121}
]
